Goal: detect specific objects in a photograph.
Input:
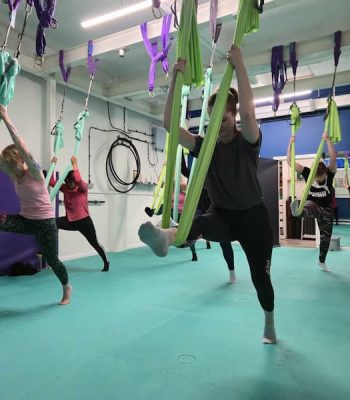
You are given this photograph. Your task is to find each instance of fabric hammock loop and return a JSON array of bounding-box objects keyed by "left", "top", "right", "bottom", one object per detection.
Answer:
[
  {"left": 271, "top": 45, "right": 287, "bottom": 112},
  {"left": 329, "top": 31, "right": 342, "bottom": 97},
  {"left": 87, "top": 39, "right": 99, "bottom": 78},
  {"left": 33, "top": 0, "right": 57, "bottom": 59},
  {"left": 141, "top": 14, "right": 173, "bottom": 94},
  {"left": 59, "top": 49, "right": 71, "bottom": 83}
]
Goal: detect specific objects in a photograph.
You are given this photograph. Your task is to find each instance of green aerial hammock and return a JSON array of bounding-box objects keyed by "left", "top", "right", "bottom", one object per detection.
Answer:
[
  {"left": 161, "top": 0, "right": 203, "bottom": 231},
  {"left": 49, "top": 40, "right": 97, "bottom": 201},
  {"left": 295, "top": 31, "right": 342, "bottom": 216},
  {"left": 0, "top": 1, "right": 34, "bottom": 107},
  {"left": 162, "top": 0, "right": 261, "bottom": 246},
  {"left": 296, "top": 97, "right": 342, "bottom": 215},
  {"left": 45, "top": 50, "right": 71, "bottom": 187},
  {"left": 289, "top": 103, "right": 302, "bottom": 200}
]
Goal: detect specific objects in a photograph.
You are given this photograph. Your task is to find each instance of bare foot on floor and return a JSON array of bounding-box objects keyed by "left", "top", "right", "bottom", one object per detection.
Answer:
[
  {"left": 59, "top": 284, "right": 72, "bottom": 305},
  {"left": 138, "top": 222, "right": 175, "bottom": 257}
]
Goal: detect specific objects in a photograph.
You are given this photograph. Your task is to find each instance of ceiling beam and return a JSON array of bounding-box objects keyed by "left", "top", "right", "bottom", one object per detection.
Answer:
[{"left": 42, "top": 0, "right": 275, "bottom": 74}]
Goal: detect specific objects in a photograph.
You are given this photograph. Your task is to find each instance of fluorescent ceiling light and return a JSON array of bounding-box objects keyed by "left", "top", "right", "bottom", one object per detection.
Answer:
[
  {"left": 81, "top": 1, "right": 152, "bottom": 29},
  {"left": 254, "top": 90, "right": 312, "bottom": 105}
]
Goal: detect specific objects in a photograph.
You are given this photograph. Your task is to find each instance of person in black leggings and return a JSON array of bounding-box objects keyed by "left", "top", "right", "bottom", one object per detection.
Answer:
[
  {"left": 50, "top": 156, "right": 110, "bottom": 272},
  {"left": 139, "top": 46, "right": 276, "bottom": 344}
]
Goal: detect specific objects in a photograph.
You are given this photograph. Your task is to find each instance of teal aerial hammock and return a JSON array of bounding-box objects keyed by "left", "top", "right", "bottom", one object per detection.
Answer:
[
  {"left": 188, "top": 0, "right": 222, "bottom": 188},
  {"left": 49, "top": 40, "right": 97, "bottom": 201},
  {"left": 162, "top": 0, "right": 261, "bottom": 246},
  {"left": 172, "top": 85, "right": 190, "bottom": 223},
  {"left": 45, "top": 50, "right": 71, "bottom": 186},
  {"left": 296, "top": 31, "right": 342, "bottom": 216},
  {"left": 0, "top": 1, "right": 33, "bottom": 106}
]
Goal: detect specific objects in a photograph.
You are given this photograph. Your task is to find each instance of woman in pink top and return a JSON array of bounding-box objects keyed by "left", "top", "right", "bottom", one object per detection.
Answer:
[
  {"left": 50, "top": 156, "right": 109, "bottom": 272},
  {"left": 0, "top": 106, "right": 71, "bottom": 305}
]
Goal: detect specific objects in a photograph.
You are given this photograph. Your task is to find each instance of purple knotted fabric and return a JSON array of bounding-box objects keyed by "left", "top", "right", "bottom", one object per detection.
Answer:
[
  {"left": 288, "top": 42, "right": 298, "bottom": 78},
  {"left": 59, "top": 50, "right": 71, "bottom": 83},
  {"left": 26, "top": 0, "right": 34, "bottom": 6},
  {"left": 333, "top": 31, "right": 342, "bottom": 67},
  {"left": 33, "top": 0, "right": 57, "bottom": 57},
  {"left": 87, "top": 40, "right": 99, "bottom": 77},
  {"left": 271, "top": 45, "right": 287, "bottom": 112},
  {"left": 141, "top": 14, "right": 173, "bottom": 93},
  {"left": 152, "top": 0, "right": 161, "bottom": 8},
  {"left": 209, "top": 0, "right": 218, "bottom": 42},
  {"left": 7, "top": 0, "right": 22, "bottom": 13}
]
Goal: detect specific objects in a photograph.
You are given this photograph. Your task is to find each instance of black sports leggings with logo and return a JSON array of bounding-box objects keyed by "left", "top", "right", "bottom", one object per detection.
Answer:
[
  {"left": 187, "top": 202, "right": 274, "bottom": 312},
  {"left": 0, "top": 215, "right": 68, "bottom": 285},
  {"left": 56, "top": 216, "right": 108, "bottom": 265}
]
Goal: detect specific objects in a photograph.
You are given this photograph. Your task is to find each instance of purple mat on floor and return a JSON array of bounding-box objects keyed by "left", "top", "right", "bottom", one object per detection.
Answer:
[{"left": 0, "top": 171, "right": 39, "bottom": 275}]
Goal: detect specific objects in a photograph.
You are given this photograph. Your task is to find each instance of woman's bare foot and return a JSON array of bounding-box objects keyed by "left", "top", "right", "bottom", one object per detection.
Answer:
[
  {"left": 262, "top": 311, "right": 277, "bottom": 344},
  {"left": 59, "top": 284, "right": 72, "bottom": 305},
  {"left": 138, "top": 222, "right": 177, "bottom": 257}
]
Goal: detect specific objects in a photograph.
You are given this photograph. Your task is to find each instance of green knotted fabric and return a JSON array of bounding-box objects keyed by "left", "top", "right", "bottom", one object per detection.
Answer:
[
  {"left": 50, "top": 110, "right": 89, "bottom": 201},
  {"left": 45, "top": 120, "right": 65, "bottom": 186},
  {"left": 290, "top": 103, "right": 302, "bottom": 199},
  {"left": 161, "top": 0, "right": 204, "bottom": 229},
  {"left": 297, "top": 97, "right": 341, "bottom": 214},
  {"left": 174, "top": 0, "right": 260, "bottom": 246},
  {"left": 0, "top": 52, "right": 20, "bottom": 106}
]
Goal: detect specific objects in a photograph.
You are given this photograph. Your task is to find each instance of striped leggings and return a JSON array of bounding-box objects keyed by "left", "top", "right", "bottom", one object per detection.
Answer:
[
  {"left": 0, "top": 214, "right": 69, "bottom": 285},
  {"left": 303, "top": 201, "right": 333, "bottom": 263}
]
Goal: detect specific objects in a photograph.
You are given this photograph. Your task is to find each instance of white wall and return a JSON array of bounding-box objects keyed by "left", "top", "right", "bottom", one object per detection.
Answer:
[{"left": 0, "top": 71, "right": 165, "bottom": 261}]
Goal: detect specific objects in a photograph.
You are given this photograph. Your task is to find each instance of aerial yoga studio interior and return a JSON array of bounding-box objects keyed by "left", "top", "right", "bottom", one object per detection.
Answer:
[{"left": 0, "top": 1, "right": 349, "bottom": 399}]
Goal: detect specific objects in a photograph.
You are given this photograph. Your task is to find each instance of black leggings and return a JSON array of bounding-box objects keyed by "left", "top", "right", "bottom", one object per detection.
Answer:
[
  {"left": 0, "top": 215, "right": 68, "bottom": 285},
  {"left": 302, "top": 201, "right": 333, "bottom": 263},
  {"left": 187, "top": 202, "right": 274, "bottom": 312},
  {"left": 56, "top": 216, "right": 108, "bottom": 265},
  {"left": 189, "top": 241, "right": 234, "bottom": 270}
]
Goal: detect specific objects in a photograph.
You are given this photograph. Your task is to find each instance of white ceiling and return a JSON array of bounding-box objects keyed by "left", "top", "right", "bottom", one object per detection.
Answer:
[{"left": 1, "top": 0, "right": 350, "bottom": 120}]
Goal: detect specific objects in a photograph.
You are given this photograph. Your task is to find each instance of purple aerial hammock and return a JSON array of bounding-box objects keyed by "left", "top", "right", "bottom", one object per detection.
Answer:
[
  {"left": 140, "top": 14, "right": 173, "bottom": 96},
  {"left": 33, "top": 0, "right": 58, "bottom": 64},
  {"left": 271, "top": 45, "right": 287, "bottom": 113}
]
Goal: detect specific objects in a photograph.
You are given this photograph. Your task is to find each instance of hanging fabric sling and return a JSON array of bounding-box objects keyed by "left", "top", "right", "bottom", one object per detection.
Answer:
[
  {"left": 188, "top": 0, "right": 222, "bottom": 188},
  {"left": 164, "top": 0, "right": 262, "bottom": 246},
  {"left": 49, "top": 40, "right": 97, "bottom": 201},
  {"left": 33, "top": 0, "right": 57, "bottom": 63},
  {"left": 141, "top": 14, "right": 172, "bottom": 95},
  {"left": 161, "top": 0, "right": 203, "bottom": 230},
  {"left": 45, "top": 50, "right": 71, "bottom": 186},
  {"left": 296, "top": 31, "right": 342, "bottom": 215},
  {"left": 288, "top": 41, "right": 302, "bottom": 200},
  {"left": 0, "top": 0, "right": 33, "bottom": 107},
  {"left": 271, "top": 45, "right": 287, "bottom": 113},
  {"left": 172, "top": 85, "right": 190, "bottom": 223}
]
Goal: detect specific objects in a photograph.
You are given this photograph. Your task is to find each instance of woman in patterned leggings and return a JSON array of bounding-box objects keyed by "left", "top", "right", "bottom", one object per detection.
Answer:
[
  {"left": 287, "top": 133, "right": 337, "bottom": 271},
  {"left": 0, "top": 105, "right": 71, "bottom": 305}
]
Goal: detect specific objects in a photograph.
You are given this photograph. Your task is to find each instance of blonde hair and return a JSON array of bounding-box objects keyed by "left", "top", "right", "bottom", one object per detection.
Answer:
[{"left": 2, "top": 144, "right": 22, "bottom": 165}]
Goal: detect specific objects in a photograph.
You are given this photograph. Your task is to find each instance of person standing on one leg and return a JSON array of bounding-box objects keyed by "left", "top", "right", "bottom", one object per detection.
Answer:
[
  {"left": 50, "top": 156, "right": 110, "bottom": 272},
  {"left": 287, "top": 133, "right": 337, "bottom": 271},
  {"left": 0, "top": 105, "right": 72, "bottom": 305},
  {"left": 138, "top": 45, "right": 276, "bottom": 344}
]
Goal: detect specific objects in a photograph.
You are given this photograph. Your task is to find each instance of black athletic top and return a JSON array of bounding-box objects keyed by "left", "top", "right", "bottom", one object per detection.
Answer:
[
  {"left": 301, "top": 166, "right": 335, "bottom": 208},
  {"left": 191, "top": 130, "right": 263, "bottom": 210}
]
